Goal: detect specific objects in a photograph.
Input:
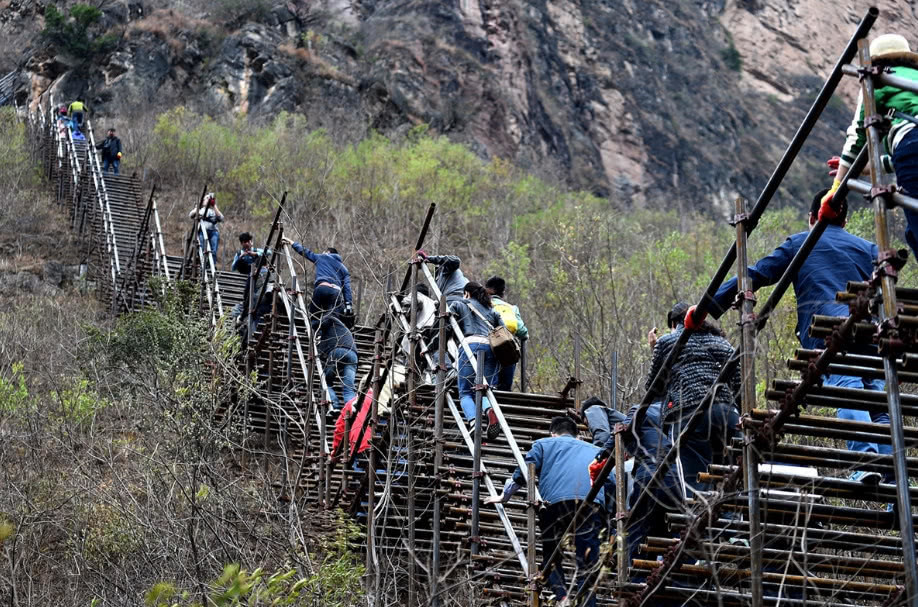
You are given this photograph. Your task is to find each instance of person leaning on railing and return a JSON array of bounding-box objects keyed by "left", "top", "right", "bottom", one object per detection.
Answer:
[
  {"left": 317, "top": 312, "right": 358, "bottom": 412},
  {"left": 415, "top": 250, "right": 468, "bottom": 302}
]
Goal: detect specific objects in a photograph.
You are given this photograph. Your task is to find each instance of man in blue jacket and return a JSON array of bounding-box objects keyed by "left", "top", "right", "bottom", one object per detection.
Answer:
[
  {"left": 707, "top": 191, "right": 888, "bottom": 484},
  {"left": 486, "top": 416, "right": 603, "bottom": 607},
  {"left": 283, "top": 237, "right": 353, "bottom": 330}
]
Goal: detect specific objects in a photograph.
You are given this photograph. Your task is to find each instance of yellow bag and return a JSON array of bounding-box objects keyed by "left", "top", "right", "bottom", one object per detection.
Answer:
[{"left": 492, "top": 301, "right": 518, "bottom": 334}]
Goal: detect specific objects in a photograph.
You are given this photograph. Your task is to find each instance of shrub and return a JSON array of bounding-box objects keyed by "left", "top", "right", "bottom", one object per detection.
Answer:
[{"left": 41, "top": 3, "right": 118, "bottom": 62}]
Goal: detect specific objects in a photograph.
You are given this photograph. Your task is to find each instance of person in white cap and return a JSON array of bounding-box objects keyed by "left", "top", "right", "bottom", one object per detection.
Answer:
[{"left": 821, "top": 34, "right": 918, "bottom": 257}]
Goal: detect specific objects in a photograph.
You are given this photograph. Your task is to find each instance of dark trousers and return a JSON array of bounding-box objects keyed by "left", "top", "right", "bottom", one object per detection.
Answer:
[
  {"left": 496, "top": 362, "right": 516, "bottom": 391},
  {"left": 666, "top": 402, "right": 740, "bottom": 496},
  {"left": 627, "top": 479, "right": 683, "bottom": 579},
  {"left": 309, "top": 284, "right": 342, "bottom": 329},
  {"left": 894, "top": 129, "right": 918, "bottom": 259},
  {"left": 539, "top": 500, "right": 602, "bottom": 607}
]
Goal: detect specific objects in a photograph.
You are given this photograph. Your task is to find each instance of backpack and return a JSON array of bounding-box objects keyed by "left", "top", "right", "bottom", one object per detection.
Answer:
[{"left": 492, "top": 300, "right": 518, "bottom": 334}]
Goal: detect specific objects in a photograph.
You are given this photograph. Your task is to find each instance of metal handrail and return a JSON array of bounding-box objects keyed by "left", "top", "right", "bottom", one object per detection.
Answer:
[
  {"left": 195, "top": 218, "right": 225, "bottom": 321},
  {"left": 87, "top": 122, "right": 121, "bottom": 275},
  {"left": 151, "top": 196, "right": 171, "bottom": 283},
  {"left": 80, "top": 123, "right": 119, "bottom": 297},
  {"left": 417, "top": 262, "right": 539, "bottom": 495},
  {"left": 387, "top": 292, "right": 529, "bottom": 573}
]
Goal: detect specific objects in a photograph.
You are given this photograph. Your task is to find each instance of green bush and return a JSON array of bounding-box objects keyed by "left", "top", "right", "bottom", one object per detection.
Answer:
[{"left": 42, "top": 3, "right": 117, "bottom": 61}]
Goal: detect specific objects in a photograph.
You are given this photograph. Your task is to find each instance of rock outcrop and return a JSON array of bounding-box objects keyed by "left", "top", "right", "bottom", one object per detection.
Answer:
[{"left": 3, "top": 0, "right": 912, "bottom": 211}]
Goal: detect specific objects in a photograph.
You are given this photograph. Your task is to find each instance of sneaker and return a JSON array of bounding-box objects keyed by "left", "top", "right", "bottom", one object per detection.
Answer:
[
  {"left": 850, "top": 470, "right": 882, "bottom": 485},
  {"left": 486, "top": 408, "right": 501, "bottom": 440}
]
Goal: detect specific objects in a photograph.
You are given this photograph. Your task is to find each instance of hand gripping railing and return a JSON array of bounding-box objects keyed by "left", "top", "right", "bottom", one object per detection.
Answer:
[{"left": 385, "top": 290, "right": 530, "bottom": 574}]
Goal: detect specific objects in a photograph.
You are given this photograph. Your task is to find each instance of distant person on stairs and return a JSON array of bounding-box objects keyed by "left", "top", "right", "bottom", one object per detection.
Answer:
[
  {"left": 95, "top": 127, "right": 122, "bottom": 174},
  {"left": 67, "top": 100, "right": 87, "bottom": 130},
  {"left": 282, "top": 237, "right": 353, "bottom": 331},
  {"left": 706, "top": 190, "right": 888, "bottom": 486},
  {"left": 188, "top": 193, "right": 223, "bottom": 267},
  {"left": 485, "top": 275, "right": 528, "bottom": 390},
  {"left": 317, "top": 312, "right": 358, "bottom": 412}
]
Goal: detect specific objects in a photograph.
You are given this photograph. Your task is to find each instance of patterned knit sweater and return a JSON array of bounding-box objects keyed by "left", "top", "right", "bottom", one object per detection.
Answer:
[{"left": 645, "top": 327, "right": 740, "bottom": 425}]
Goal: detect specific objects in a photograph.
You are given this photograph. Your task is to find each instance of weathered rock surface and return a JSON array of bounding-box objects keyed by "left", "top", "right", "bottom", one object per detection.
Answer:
[{"left": 3, "top": 0, "right": 913, "bottom": 211}]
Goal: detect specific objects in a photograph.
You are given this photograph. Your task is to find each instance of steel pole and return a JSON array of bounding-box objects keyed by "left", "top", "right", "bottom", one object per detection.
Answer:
[
  {"left": 407, "top": 261, "right": 419, "bottom": 606},
  {"left": 734, "top": 196, "right": 763, "bottom": 607},
  {"left": 431, "top": 294, "right": 447, "bottom": 606},
  {"left": 471, "top": 349, "right": 485, "bottom": 557},
  {"left": 614, "top": 426, "right": 627, "bottom": 589},
  {"left": 858, "top": 40, "right": 918, "bottom": 606},
  {"left": 527, "top": 461, "right": 540, "bottom": 607}
]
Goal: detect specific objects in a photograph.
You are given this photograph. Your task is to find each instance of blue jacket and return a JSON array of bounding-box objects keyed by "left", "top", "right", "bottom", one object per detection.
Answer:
[
  {"left": 621, "top": 402, "right": 679, "bottom": 491},
  {"left": 511, "top": 435, "right": 604, "bottom": 505},
  {"left": 712, "top": 225, "right": 878, "bottom": 349},
  {"left": 291, "top": 242, "right": 353, "bottom": 305}
]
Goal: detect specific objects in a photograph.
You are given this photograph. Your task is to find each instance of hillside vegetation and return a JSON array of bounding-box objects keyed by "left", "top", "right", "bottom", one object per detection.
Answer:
[{"left": 1, "top": 99, "right": 915, "bottom": 605}]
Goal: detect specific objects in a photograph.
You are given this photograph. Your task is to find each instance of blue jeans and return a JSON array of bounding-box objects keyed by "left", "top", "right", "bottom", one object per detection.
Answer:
[
  {"left": 457, "top": 341, "right": 499, "bottom": 420},
  {"left": 825, "top": 374, "right": 891, "bottom": 461},
  {"left": 324, "top": 347, "right": 357, "bottom": 410},
  {"left": 893, "top": 129, "right": 918, "bottom": 258},
  {"left": 102, "top": 157, "right": 120, "bottom": 174},
  {"left": 627, "top": 479, "right": 683, "bottom": 581},
  {"left": 496, "top": 362, "right": 516, "bottom": 391},
  {"left": 198, "top": 228, "right": 219, "bottom": 266},
  {"left": 540, "top": 501, "right": 602, "bottom": 607}
]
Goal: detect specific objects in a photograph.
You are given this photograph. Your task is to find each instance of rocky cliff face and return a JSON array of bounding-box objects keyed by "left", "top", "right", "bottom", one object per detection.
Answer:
[{"left": 2, "top": 0, "right": 910, "bottom": 212}]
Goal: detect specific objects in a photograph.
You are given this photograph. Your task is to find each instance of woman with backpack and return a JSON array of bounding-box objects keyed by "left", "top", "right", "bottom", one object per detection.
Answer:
[{"left": 448, "top": 281, "right": 505, "bottom": 439}]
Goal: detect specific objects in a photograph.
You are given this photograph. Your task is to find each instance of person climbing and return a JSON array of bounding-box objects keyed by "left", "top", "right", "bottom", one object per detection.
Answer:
[
  {"left": 706, "top": 190, "right": 887, "bottom": 485},
  {"left": 56, "top": 107, "right": 70, "bottom": 138},
  {"left": 620, "top": 401, "right": 683, "bottom": 581},
  {"left": 486, "top": 416, "right": 604, "bottom": 607},
  {"left": 580, "top": 396, "right": 627, "bottom": 449},
  {"left": 282, "top": 237, "right": 352, "bottom": 331},
  {"left": 647, "top": 302, "right": 741, "bottom": 498},
  {"left": 95, "top": 127, "right": 122, "bottom": 174},
  {"left": 231, "top": 232, "right": 266, "bottom": 275},
  {"left": 317, "top": 312, "right": 358, "bottom": 412},
  {"left": 67, "top": 100, "right": 87, "bottom": 130},
  {"left": 415, "top": 250, "right": 468, "bottom": 302},
  {"left": 188, "top": 193, "right": 223, "bottom": 267},
  {"left": 449, "top": 281, "right": 504, "bottom": 439},
  {"left": 821, "top": 34, "right": 918, "bottom": 259},
  {"left": 485, "top": 276, "right": 529, "bottom": 391},
  {"left": 238, "top": 263, "right": 273, "bottom": 341}
]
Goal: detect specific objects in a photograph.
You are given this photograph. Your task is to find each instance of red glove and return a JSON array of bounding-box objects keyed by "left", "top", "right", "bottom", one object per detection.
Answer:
[
  {"left": 415, "top": 249, "right": 428, "bottom": 261},
  {"left": 827, "top": 156, "right": 840, "bottom": 178},
  {"left": 818, "top": 180, "right": 841, "bottom": 221},
  {"left": 684, "top": 305, "right": 707, "bottom": 330},
  {"left": 589, "top": 459, "right": 606, "bottom": 485}
]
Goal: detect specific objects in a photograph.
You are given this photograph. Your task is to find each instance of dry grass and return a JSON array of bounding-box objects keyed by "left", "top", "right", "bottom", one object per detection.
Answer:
[
  {"left": 126, "top": 8, "right": 212, "bottom": 56},
  {"left": 278, "top": 43, "right": 357, "bottom": 87}
]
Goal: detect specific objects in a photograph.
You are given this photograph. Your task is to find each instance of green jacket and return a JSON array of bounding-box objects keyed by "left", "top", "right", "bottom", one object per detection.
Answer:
[{"left": 840, "top": 65, "right": 918, "bottom": 169}]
